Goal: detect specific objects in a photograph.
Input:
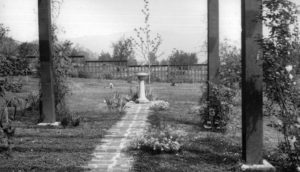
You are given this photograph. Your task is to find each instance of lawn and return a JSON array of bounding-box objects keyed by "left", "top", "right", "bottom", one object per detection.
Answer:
[
  {"left": 127, "top": 82, "right": 286, "bottom": 172},
  {"left": 0, "top": 77, "right": 297, "bottom": 171},
  {"left": 0, "top": 77, "right": 136, "bottom": 171}
]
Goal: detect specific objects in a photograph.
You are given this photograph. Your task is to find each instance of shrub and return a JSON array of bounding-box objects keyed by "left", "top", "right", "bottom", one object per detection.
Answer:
[
  {"left": 78, "top": 70, "right": 93, "bottom": 78},
  {"left": 125, "top": 75, "right": 135, "bottom": 83},
  {"left": 128, "top": 127, "right": 182, "bottom": 154},
  {"left": 0, "top": 56, "right": 30, "bottom": 77},
  {"left": 0, "top": 77, "right": 23, "bottom": 93},
  {"left": 68, "top": 70, "right": 78, "bottom": 78},
  {"left": 219, "top": 40, "right": 241, "bottom": 88},
  {"left": 60, "top": 112, "right": 81, "bottom": 128},
  {"left": 199, "top": 83, "right": 235, "bottom": 131},
  {"left": 104, "top": 92, "right": 127, "bottom": 113},
  {"left": 52, "top": 42, "right": 72, "bottom": 116},
  {"left": 150, "top": 100, "right": 169, "bottom": 111},
  {"left": 146, "top": 73, "right": 161, "bottom": 83},
  {"left": 145, "top": 87, "right": 155, "bottom": 101},
  {"left": 127, "top": 87, "right": 139, "bottom": 102},
  {"left": 25, "top": 91, "right": 40, "bottom": 111},
  {"left": 103, "top": 73, "right": 113, "bottom": 80},
  {"left": 126, "top": 86, "right": 155, "bottom": 102},
  {"left": 260, "top": 0, "right": 300, "bottom": 168},
  {"left": 0, "top": 83, "right": 15, "bottom": 155}
]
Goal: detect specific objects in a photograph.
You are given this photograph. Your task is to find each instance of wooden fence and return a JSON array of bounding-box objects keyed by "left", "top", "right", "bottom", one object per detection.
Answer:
[{"left": 72, "top": 61, "right": 207, "bottom": 83}]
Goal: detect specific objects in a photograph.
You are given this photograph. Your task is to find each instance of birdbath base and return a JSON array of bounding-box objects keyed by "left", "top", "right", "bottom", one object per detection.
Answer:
[
  {"left": 137, "top": 98, "right": 150, "bottom": 104},
  {"left": 136, "top": 72, "right": 150, "bottom": 104}
]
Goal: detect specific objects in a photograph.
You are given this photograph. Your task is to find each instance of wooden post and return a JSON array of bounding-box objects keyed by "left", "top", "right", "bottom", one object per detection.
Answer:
[
  {"left": 38, "top": 0, "right": 56, "bottom": 123},
  {"left": 207, "top": 0, "right": 220, "bottom": 93},
  {"left": 241, "top": 0, "right": 263, "bottom": 165}
]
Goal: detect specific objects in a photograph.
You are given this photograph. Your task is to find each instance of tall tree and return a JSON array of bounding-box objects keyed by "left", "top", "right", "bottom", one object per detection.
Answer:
[
  {"left": 0, "top": 24, "right": 8, "bottom": 40},
  {"left": 18, "top": 42, "right": 39, "bottom": 58},
  {"left": 169, "top": 49, "right": 198, "bottom": 66},
  {"left": 148, "top": 52, "right": 159, "bottom": 65},
  {"left": 0, "top": 37, "right": 19, "bottom": 58},
  {"left": 160, "top": 59, "right": 169, "bottom": 65},
  {"left": 112, "top": 37, "right": 135, "bottom": 62},
  {"left": 98, "top": 51, "right": 112, "bottom": 61}
]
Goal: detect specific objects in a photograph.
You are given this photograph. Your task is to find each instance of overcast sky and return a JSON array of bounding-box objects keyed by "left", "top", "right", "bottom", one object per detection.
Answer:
[{"left": 0, "top": 0, "right": 299, "bottom": 62}]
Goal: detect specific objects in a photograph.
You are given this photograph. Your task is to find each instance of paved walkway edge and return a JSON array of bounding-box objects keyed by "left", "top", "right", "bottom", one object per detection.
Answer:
[{"left": 84, "top": 102, "right": 150, "bottom": 172}]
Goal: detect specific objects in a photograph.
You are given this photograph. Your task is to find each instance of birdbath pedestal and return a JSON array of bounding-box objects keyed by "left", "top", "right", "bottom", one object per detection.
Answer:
[{"left": 136, "top": 72, "right": 149, "bottom": 104}]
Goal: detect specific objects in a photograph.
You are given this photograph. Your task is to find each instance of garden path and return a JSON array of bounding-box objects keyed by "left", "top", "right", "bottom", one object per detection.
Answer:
[{"left": 84, "top": 102, "right": 150, "bottom": 172}]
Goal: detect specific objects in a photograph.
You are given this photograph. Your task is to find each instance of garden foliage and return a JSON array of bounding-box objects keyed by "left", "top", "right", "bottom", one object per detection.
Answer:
[
  {"left": 200, "top": 83, "right": 235, "bottom": 131},
  {"left": 150, "top": 100, "right": 169, "bottom": 111},
  {"left": 50, "top": 24, "right": 73, "bottom": 118},
  {"left": 219, "top": 40, "right": 241, "bottom": 88},
  {"left": 260, "top": 0, "right": 300, "bottom": 168},
  {"left": 104, "top": 92, "right": 127, "bottom": 113},
  {"left": 0, "top": 57, "right": 30, "bottom": 77},
  {"left": 129, "top": 127, "right": 182, "bottom": 154},
  {"left": 127, "top": 86, "right": 155, "bottom": 102}
]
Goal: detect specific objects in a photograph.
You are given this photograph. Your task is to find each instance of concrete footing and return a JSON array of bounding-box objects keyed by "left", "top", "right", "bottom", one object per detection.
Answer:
[
  {"left": 37, "top": 122, "right": 61, "bottom": 126},
  {"left": 241, "top": 160, "right": 276, "bottom": 172}
]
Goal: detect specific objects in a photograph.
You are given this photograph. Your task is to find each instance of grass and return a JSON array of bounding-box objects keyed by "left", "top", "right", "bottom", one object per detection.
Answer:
[
  {"left": 1, "top": 77, "right": 299, "bottom": 171},
  {"left": 127, "top": 82, "right": 287, "bottom": 172},
  {"left": 0, "top": 77, "right": 131, "bottom": 171}
]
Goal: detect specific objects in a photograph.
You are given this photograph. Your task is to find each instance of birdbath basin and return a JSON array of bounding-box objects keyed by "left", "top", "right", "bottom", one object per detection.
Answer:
[{"left": 136, "top": 72, "right": 149, "bottom": 103}]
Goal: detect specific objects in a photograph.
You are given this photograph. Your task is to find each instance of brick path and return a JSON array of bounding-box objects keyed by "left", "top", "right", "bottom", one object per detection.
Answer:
[{"left": 84, "top": 102, "right": 150, "bottom": 172}]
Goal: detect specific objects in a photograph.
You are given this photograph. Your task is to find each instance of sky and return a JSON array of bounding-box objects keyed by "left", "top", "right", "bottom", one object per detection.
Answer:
[{"left": 0, "top": 0, "right": 298, "bottom": 62}]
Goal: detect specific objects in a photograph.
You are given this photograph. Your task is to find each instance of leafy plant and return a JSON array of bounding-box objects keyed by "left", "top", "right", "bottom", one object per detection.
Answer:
[
  {"left": 25, "top": 91, "right": 40, "bottom": 111},
  {"left": 126, "top": 75, "right": 135, "bottom": 83},
  {"left": 260, "top": 0, "right": 300, "bottom": 169},
  {"left": 112, "top": 37, "right": 135, "bottom": 62},
  {"left": 48, "top": 23, "right": 73, "bottom": 119},
  {"left": 103, "top": 73, "right": 113, "bottom": 80},
  {"left": 199, "top": 83, "right": 235, "bottom": 131},
  {"left": 77, "top": 70, "right": 92, "bottom": 78},
  {"left": 60, "top": 112, "right": 80, "bottom": 128},
  {"left": 128, "top": 127, "right": 182, "bottom": 154},
  {"left": 150, "top": 100, "right": 169, "bottom": 111},
  {"left": 127, "top": 87, "right": 139, "bottom": 102},
  {"left": 0, "top": 57, "right": 30, "bottom": 77},
  {"left": 0, "top": 77, "right": 23, "bottom": 93},
  {"left": 104, "top": 92, "right": 127, "bottom": 113},
  {"left": 0, "top": 82, "right": 15, "bottom": 155},
  {"left": 168, "top": 49, "right": 198, "bottom": 66},
  {"left": 219, "top": 40, "right": 241, "bottom": 88},
  {"left": 126, "top": 86, "right": 155, "bottom": 102},
  {"left": 145, "top": 87, "right": 155, "bottom": 101}
]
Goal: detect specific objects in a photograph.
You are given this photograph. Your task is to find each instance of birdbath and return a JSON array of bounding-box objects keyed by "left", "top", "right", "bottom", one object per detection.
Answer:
[{"left": 136, "top": 72, "right": 150, "bottom": 104}]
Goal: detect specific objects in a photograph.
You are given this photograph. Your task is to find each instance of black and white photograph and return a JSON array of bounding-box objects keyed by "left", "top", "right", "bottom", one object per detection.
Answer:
[{"left": 0, "top": 0, "right": 300, "bottom": 171}]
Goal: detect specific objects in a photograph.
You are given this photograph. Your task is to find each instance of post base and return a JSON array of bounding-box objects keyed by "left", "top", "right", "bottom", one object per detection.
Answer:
[
  {"left": 37, "top": 122, "right": 61, "bottom": 126},
  {"left": 241, "top": 160, "right": 276, "bottom": 172},
  {"left": 137, "top": 98, "right": 150, "bottom": 104}
]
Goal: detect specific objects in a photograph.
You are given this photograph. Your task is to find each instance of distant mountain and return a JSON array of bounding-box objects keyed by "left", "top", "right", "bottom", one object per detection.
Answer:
[{"left": 67, "top": 30, "right": 208, "bottom": 63}]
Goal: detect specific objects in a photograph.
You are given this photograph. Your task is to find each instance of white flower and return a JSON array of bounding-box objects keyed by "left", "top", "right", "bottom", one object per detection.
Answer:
[
  {"left": 285, "top": 65, "right": 293, "bottom": 73},
  {"left": 289, "top": 74, "right": 294, "bottom": 80}
]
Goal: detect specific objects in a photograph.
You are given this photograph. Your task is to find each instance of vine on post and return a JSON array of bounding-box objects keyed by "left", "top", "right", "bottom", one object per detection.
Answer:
[{"left": 260, "top": 0, "right": 300, "bottom": 168}]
